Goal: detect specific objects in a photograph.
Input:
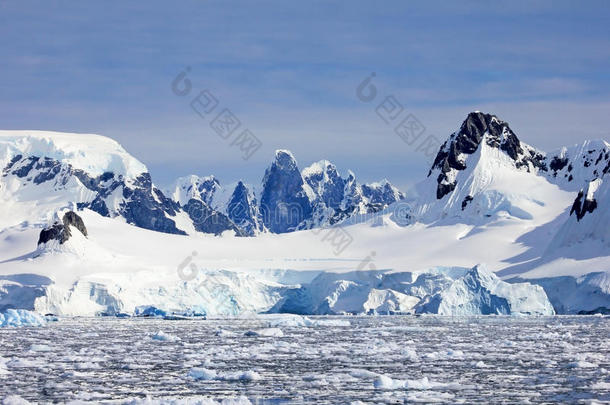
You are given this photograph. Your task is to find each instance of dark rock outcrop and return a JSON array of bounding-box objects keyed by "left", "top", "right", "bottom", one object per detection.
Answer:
[
  {"left": 38, "top": 211, "right": 88, "bottom": 245},
  {"left": 569, "top": 190, "right": 597, "bottom": 221}
]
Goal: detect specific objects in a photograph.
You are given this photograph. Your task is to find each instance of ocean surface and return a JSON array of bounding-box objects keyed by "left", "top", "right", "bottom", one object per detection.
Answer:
[{"left": 0, "top": 315, "right": 609, "bottom": 404}]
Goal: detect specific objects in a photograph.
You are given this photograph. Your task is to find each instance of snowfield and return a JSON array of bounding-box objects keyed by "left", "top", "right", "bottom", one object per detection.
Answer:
[{"left": 0, "top": 208, "right": 559, "bottom": 316}]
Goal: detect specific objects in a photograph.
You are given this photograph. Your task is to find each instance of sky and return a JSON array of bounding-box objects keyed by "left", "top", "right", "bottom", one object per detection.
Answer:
[{"left": 1, "top": 1, "right": 609, "bottom": 191}]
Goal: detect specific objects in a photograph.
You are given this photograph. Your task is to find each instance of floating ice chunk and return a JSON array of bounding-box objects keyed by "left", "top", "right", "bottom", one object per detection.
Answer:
[
  {"left": 374, "top": 374, "right": 405, "bottom": 390},
  {"left": 214, "top": 329, "right": 236, "bottom": 337},
  {"left": 312, "top": 319, "right": 351, "bottom": 327},
  {"left": 151, "top": 331, "right": 181, "bottom": 342},
  {"left": 566, "top": 360, "right": 598, "bottom": 368},
  {"left": 244, "top": 328, "right": 284, "bottom": 337},
  {"left": 0, "top": 310, "right": 46, "bottom": 328},
  {"left": 29, "top": 344, "right": 53, "bottom": 352},
  {"left": 591, "top": 381, "right": 610, "bottom": 390},
  {"left": 6, "top": 359, "right": 42, "bottom": 368},
  {"left": 373, "top": 374, "right": 463, "bottom": 390},
  {"left": 423, "top": 349, "right": 464, "bottom": 360},
  {"left": 401, "top": 347, "right": 419, "bottom": 362},
  {"left": 1, "top": 396, "right": 31, "bottom": 405},
  {"left": 65, "top": 395, "right": 253, "bottom": 404},
  {"left": 222, "top": 370, "right": 262, "bottom": 382},
  {"left": 263, "top": 314, "right": 315, "bottom": 327},
  {"left": 348, "top": 369, "right": 381, "bottom": 379},
  {"left": 188, "top": 368, "right": 218, "bottom": 381},
  {"left": 264, "top": 314, "right": 350, "bottom": 328},
  {"left": 188, "top": 368, "right": 261, "bottom": 382},
  {"left": 0, "top": 356, "right": 9, "bottom": 376}
]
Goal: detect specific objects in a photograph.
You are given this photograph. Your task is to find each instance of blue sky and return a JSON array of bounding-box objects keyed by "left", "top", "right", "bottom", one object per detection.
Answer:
[{"left": 1, "top": 1, "right": 609, "bottom": 191}]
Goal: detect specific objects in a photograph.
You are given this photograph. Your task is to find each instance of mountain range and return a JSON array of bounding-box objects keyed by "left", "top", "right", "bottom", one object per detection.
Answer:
[
  {"left": 0, "top": 112, "right": 608, "bottom": 316},
  {"left": 0, "top": 131, "right": 404, "bottom": 237}
]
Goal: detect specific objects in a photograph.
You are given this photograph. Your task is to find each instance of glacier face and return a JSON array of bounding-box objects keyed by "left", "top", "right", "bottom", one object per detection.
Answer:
[
  {"left": 0, "top": 308, "right": 47, "bottom": 327},
  {"left": 0, "top": 264, "right": 554, "bottom": 317},
  {"left": 272, "top": 265, "right": 553, "bottom": 316},
  {"left": 511, "top": 272, "right": 610, "bottom": 315}
]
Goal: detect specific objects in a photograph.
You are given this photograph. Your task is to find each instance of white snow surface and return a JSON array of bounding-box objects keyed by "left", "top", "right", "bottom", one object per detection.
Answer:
[{"left": 0, "top": 130, "right": 147, "bottom": 179}]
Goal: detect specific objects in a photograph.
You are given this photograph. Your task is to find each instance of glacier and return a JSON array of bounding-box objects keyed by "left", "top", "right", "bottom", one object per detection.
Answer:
[{"left": 0, "top": 253, "right": 553, "bottom": 316}]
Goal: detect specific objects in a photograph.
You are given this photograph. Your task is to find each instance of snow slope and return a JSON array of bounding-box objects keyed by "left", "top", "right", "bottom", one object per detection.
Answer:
[{"left": 0, "top": 207, "right": 559, "bottom": 315}]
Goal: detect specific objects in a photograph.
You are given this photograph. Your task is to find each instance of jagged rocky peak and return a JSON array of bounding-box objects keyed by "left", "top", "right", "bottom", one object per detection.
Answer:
[
  {"left": 168, "top": 174, "right": 220, "bottom": 206},
  {"left": 273, "top": 149, "right": 299, "bottom": 170},
  {"left": 456, "top": 112, "right": 521, "bottom": 159},
  {"left": 260, "top": 150, "right": 313, "bottom": 233},
  {"left": 361, "top": 180, "right": 405, "bottom": 205},
  {"left": 303, "top": 160, "right": 345, "bottom": 210},
  {"left": 172, "top": 177, "right": 245, "bottom": 237},
  {"left": 38, "top": 211, "right": 88, "bottom": 245},
  {"left": 430, "top": 112, "right": 546, "bottom": 199},
  {"left": 226, "top": 180, "right": 262, "bottom": 236}
]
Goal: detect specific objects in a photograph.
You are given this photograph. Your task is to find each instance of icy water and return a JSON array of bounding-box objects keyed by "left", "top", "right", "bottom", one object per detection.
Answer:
[{"left": 0, "top": 316, "right": 609, "bottom": 404}]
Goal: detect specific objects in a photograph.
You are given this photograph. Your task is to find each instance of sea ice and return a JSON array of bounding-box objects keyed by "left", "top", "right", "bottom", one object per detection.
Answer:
[
  {"left": 151, "top": 331, "right": 181, "bottom": 342},
  {"left": 244, "top": 328, "right": 284, "bottom": 337},
  {"left": 188, "top": 368, "right": 261, "bottom": 382}
]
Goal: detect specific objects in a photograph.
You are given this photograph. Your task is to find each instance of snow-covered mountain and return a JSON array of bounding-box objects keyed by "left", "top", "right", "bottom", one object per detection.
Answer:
[
  {"left": 302, "top": 159, "right": 405, "bottom": 228},
  {"left": 166, "top": 150, "right": 405, "bottom": 235},
  {"left": 0, "top": 130, "right": 188, "bottom": 235},
  {"left": 0, "top": 112, "right": 609, "bottom": 316},
  {"left": 1, "top": 131, "right": 404, "bottom": 238},
  {"left": 545, "top": 140, "right": 610, "bottom": 191},
  {"left": 408, "top": 112, "right": 610, "bottom": 226}
]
